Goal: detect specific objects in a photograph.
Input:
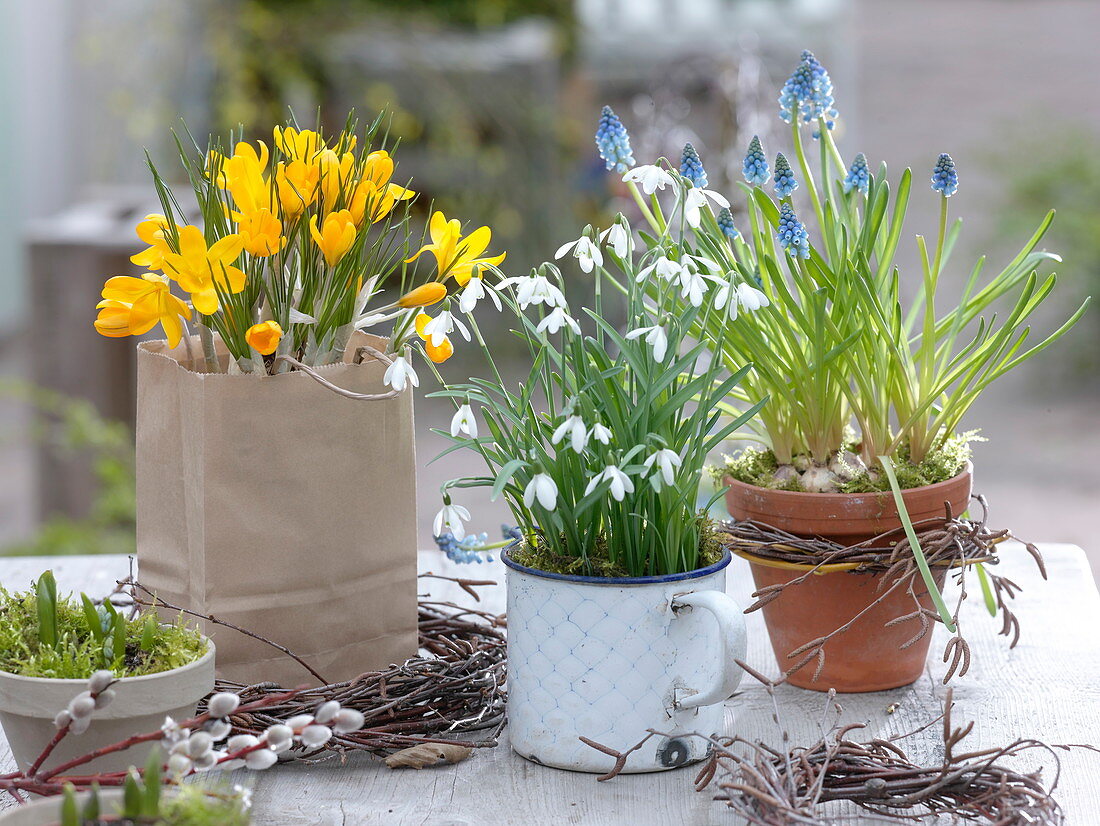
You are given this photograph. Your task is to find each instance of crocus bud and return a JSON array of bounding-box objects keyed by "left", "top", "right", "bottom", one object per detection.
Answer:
[
  {"left": 207, "top": 693, "right": 241, "bottom": 718},
  {"left": 397, "top": 282, "right": 447, "bottom": 309}
]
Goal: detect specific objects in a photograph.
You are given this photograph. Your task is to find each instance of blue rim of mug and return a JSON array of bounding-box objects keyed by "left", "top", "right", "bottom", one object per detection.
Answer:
[{"left": 500, "top": 539, "right": 732, "bottom": 585}]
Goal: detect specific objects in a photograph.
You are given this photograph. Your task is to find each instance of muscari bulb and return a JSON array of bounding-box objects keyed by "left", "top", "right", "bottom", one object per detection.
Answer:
[
  {"left": 931, "top": 152, "right": 958, "bottom": 197},
  {"left": 843, "top": 153, "right": 869, "bottom": 195},
  {"left": 773, "top": 153, "right": 798, "bottom": 198},
  {"left": 801, "top": 465, "right": 840, "bottom": 492},
  {"left": 679, "top": 142, "right": 708, "bottom": 188},
  {"left": 742, "top": 136, "right": 770, "bottom": 186},
  {"left": 595, "top": 105, "right": 635, "bottom": 173}
]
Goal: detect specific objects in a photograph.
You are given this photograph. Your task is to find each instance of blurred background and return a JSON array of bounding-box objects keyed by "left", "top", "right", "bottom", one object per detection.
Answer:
[{"left": 0, "top": 0, "right": 1096, "bottom": 578}]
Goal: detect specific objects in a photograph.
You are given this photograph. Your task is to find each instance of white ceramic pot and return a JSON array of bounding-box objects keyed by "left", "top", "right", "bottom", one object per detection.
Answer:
[
  {"left": 0, "top": 641, "right": 215, "bottom": 775},
  {"left": 0, "top": 791, "right": 124, "bottom": 825},
  {"left": 503, "top": 547, "right": 746, "bottom": 773}
]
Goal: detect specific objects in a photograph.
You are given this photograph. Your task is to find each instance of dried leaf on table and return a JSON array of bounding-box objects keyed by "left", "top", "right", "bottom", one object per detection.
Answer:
[{"left": 384, "top": 743, "right": 472, "bottom": 769}]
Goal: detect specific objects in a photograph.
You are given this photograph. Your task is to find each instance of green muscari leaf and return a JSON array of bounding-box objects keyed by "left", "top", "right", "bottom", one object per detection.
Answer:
[
  {"left": 61, "top": 783, "right": 79, "bottom": 826},
  {"left": 81, "top": 594, "right": 105, "bottom": 643},
  {"left": 122, "top": 770, "right": 143, "bottom": 818},
  {"left": 36, "top": 571, "right": 58, "bottom": 650},
  {"left": 140, "top": 615, "right": 158, "bottom": 653},
  {"left": 82, "top": 782, "right": 101, "bottom": 820},
  {"left": 143, "top": 748, "right": 162, "bottom": 816}
]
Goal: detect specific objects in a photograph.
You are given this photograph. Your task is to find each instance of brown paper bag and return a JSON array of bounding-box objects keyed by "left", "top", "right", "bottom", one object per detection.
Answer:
[{"left": 135, "top": 332, "right": 418, "bottom": 686}]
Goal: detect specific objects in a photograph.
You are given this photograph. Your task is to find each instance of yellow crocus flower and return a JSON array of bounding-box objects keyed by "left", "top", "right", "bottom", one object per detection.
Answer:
[
  {"left": 220, "top": 141, "right": 276, "bottom": 215},
  {"left": 235, "top": 208, "right": 285, "bottom": 257},
  {"left": 96, "top": 273, "right": 192, "bottom": 347},
  {"left": 397, "top": 282, "right": 447, "bottom": 308},
  {"left": 161, "top": 225, "right": 247, "bottom": 316},
  {"left": 348, "top": 180, "right": 415, "bottom": 226},
  {"left": 246, "top": 320, "right": 283, "bottom": 355},
  {"left": 362, "top": 150, "right": 394, "bottom": 187},
  {"left": 316, "top": 148, "right": 356, "bottom": 209},
  {"left": 273, "top": 126, "right": 324, "bottom": 161},
  {"left": 275, "top": 160, "right": 320, "bottom": 218},
  {"left": 405, "top": 211, "right": 506, "bottom": 286},
  {"left": 130, "top": 214, "right": 173, "bottom": 271},
  {"left": 308, "top": 209, "right": 357, "bottom": 267}
]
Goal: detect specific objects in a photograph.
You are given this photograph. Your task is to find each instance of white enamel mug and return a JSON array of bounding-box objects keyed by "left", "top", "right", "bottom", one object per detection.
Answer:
[{"left": 503, "top": 546, "right": 746, "bottom": 772}]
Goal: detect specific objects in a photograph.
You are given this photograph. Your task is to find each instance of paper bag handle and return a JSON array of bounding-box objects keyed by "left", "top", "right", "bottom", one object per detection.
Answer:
[
  {"left": 671, "top": 590, "right": 747, "bottom": 709},
  {"left": 275, "top": 345, "right": 400, "bottom": 401}
]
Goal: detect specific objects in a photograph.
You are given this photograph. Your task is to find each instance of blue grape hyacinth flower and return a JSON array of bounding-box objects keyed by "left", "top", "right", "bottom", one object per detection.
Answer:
[
  {"left": 931, "top": 153, "right": 958, "bottom": 197},
  {"left": 595, "top": 105, "right": 635, "bottom": 173},
  {"left": 773, "top": 153, "right": 798, "bottom": 198},
  {"left": 742, "top": 136, "right": 770, "bottom": 186},
  {"left": 717, "top": 208, "right": 740, "bottom": 240},
  {"left": 434, "top": 531, "right": 490, "bottom": 564},
  {"left": 679, "top": 143, "right": 708, "bottom": 188},
  {"left": 779, "top": 50, "right": 839, "bottom": 135},
  {"left": 843, "top": 153, "right": 870, "bottom": 195},
  {"left": 776, "top": 203, "right": 811, "bottom": 259}
]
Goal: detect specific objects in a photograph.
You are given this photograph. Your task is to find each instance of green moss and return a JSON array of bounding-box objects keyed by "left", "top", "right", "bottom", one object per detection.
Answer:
[
  {"left": 714, "top": 434, "right": 977, "bottom": 493},
  {"left": 512, "top": 518, "right": 725, "bottom": 577},
  {"left": 157, "top": 783, "right": 251, "bottom": 826},
  {"left": 0, "top": 588, "right": 207, "bottom": 679}
]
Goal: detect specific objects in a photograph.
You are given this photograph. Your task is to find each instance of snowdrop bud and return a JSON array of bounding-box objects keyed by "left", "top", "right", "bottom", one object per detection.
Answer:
[
  {"left": 299, "top": 725, "right": 333, "bottom": 749},
  {"left": 204, "top": 718, "right": 232, "bottom": 740},
  {"left": 93, "top": 689, "right": 116, "bottom": 710},
  {"left": 286, "top": 714, "right": 314, "bottom": 734},
  {"left": 227, "top": 734, "right": 260, "bottom": 753},
  {"left": 88, "top": 670, "right": 114, "bottom": 694},
  {"left": 67, "top": 692, "right": 95, "bottom": 720},
  {"left": 313, "top": 700, "right": 341, "bottom": 725},
  {"left": 54, "top": 710, "right": 73, "bottom": 730},
  {"left": 187, "top": 731, "right": 215, "bottom": 758},
  {"left": 207, "top": 693, "right": 240, "bottom": 718},
  {"left": 332, "top": 708, "right": 366, "bottom": 734},
  {"left": 69, "top": 716, "right": 91, "bottom": 736},
  {"left": 262, "top": 724, "right": 294, "bottom": 749},
  {"left": 191, "top": 750, "right": 219, "bottom": 771},
  {"left": 245, "top": 748, "right": 279, "bottom": 770},
  {"left": 167, "top": 753, "right": 193, "bottom": 776}
]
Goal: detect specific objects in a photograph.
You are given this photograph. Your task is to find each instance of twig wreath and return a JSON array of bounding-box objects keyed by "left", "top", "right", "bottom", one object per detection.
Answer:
[
  {"left": 719, "top": 495, "right": 1046, "bottom": 684},
  {"left": 117, "top": 572, "right": 506, "bottom": 762}
]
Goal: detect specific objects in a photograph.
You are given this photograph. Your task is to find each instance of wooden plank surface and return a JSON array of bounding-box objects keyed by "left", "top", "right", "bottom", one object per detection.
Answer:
[{"left": 1, "top": 545, "right": 1098, "bottom": 823}]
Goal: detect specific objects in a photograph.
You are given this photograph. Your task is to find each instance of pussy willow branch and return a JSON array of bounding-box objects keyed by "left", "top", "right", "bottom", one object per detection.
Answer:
[{"left": 721, "top": 495, "right": 1045, "bottom": 684}]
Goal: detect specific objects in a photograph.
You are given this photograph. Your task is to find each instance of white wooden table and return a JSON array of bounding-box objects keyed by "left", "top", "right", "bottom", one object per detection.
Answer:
[{"left": 2, "top": 546, "right": 1099, "bottom": 824}]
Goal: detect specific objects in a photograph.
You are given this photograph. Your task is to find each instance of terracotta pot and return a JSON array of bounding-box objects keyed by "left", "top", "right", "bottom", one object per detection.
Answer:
[{"left": 724, "top": 466, "right": 972, "bottom": 692}]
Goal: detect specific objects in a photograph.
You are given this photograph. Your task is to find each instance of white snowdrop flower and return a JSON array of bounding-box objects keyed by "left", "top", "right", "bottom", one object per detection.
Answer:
[
  {"left": 353, "top": 312, "right": 391, "bottom": 331},
  {"left": 523, "top": 473, "right": 558, "bottom": 511},
  {"left": 314, "top": 701, "right": 341, "bottom": 725},
  {"left": 69, "top": 716, "right": 91, "bottom": 736},
  {"left": 584, "top": 465, "right": 635, "bottom": 502},
  {"left": 555, "top": 235, "right": 604, "bottom": 273},
  {"left": 589, "top": 423, "right": 612, "bottom": 445},
  {"left": 551, "top": 415, "right": 589, "bottom": 454},
  {"left": 433, "top": 502, "right": 472, "bottom": 541},
  {"left": 262, "top": 724, "right": 294, "bottom": 749},
  {"left": 458, "top": 276, "right": 502, "bottom": 314},
  {"left": 188, "top": 731, "right": 215, "bottom": 758},
  {"left": 450, "top": 404, "right": 478, "bottom": 439},
  {"left": 68, "top": 692, "right": 95, "bottom": 720},
  {"left": 227, "top": 734, "right": 260, "bottom": 753},
  {"left": 642, "top": 448, "right": 683, "bottom": 490},
  {"left": 735, "top": 282, "right": 769, "bottom": 312},
  {"left": 93, "top": 689, "right": 116, "bottom": 710},
  {"left": 207, "top": 693, "right": 240, "bottom": 719},
  {"left": 203, "top": 718, "right": 232, "bottom": 740},
  {"left": 332, "top": 708, "right": 366, "bottom": 734},
  {"left": 682, "top": 185, "right": 731, "bottom": 228},
  {"left": 245, "top": 749, "right": 279, "bottom": 771},
  {"left": 536, "top": 306, "right": 581, "bottom": 336},
  {"left": 624, "top": 324, "right": 669, "bottom": 363},
  {"left": 599, "top": 222, "right": 633, "bottom": 259},
  {"left": 167, "top": 753, "right": 193, "bottom": 777},
  {"left": 53, "top": 710, "right": 72, "bottom": 730},
  {"left": 88, "top": 671, "right": 114, "bottom": 694},
  {"left": 498, "top": 273, "right": 566, "bottom": 309},
  {"left": 677, "top": 258, "right": 721, "bottom": 307},
  {"left": 635, "top": 255, "right": 682, "bottom": 284},
  {"left": 423, "top": 310, "right": 470, "bottom": 347},
  {"left": 383, "top": 355, "right": 419, "bottom": 393},
  {"left": 623, "top": 164, "right": 675, "bottom": 195},
  {"left": 299, "top": 725, "right": 333, "bottom": 749},
  {"left": 192, "top": 750, "right": 219, "bottom": 772}
]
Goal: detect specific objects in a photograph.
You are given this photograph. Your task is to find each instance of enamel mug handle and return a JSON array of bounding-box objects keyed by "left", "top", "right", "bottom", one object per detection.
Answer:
[{"left": 671, "top": 590, "right": 747, "bottom": 709}]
